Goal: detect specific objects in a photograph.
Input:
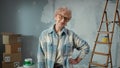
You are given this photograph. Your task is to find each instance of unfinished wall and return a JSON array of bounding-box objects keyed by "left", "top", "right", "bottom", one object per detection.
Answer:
[
  {"left": 41, "top": 0, "right": 120, "bottom": 67},
  {"left": 0, "top": 0, "right": 120, "bottom": 68}
]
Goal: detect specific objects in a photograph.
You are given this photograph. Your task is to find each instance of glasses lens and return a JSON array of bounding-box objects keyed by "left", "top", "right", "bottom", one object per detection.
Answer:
[{"left": 59, "top": 14, "right": 69, "bottom": 21}]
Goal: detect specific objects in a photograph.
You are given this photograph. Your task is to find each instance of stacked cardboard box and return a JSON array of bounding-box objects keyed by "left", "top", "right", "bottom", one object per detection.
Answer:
[
  {"left": 0, "top": 45, "right": 4, "bottom": 68},
  {"left": 2, "top": 61, "right": 21, "bottom": 68},
  {"left": 0, "top": 34, "right": 4, "bottom": 68},
  {"left": 0, "top": 33, "right": 22, "bottom": 68}
]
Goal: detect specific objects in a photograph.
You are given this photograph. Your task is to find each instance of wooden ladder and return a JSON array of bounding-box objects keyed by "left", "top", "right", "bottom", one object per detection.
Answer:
[{"left": 88, "top": 0, "right": 120, "bottom": 68}]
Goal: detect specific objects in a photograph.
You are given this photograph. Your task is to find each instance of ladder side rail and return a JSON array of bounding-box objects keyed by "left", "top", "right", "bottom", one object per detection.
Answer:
[
  {"left": 104, "top": 11, "right": 110, "bottom": 67},
  {"left": 116, "top": 10, "right": 120, "bottom": 26},
  {"left": 109, "top": 0, "right": 119, "bottom": 68},
  {"left": 111, "top": 0, "right": 119, "bottom": 43},
  {"left": 89, "top": 12, "right": 107, "bottom": 68},
  {"left": 88, "top": 0, "right": 109, "bottom": 68},
  {"left": 98, "top": 0, "right": 109, "bottom": 32}
]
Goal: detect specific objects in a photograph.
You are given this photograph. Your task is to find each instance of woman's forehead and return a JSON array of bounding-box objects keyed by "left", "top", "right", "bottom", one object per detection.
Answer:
[{"left": 58, "top": 12, "right": 71, "bottom": 18}]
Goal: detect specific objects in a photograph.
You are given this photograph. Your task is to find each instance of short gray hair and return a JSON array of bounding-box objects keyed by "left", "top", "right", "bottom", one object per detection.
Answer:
[{"left": 54, "top": 6, "right": 72, "bottom": 20}]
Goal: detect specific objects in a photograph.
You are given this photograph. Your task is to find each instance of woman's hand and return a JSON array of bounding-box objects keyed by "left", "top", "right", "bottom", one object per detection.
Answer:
[{"left": 69, "top": 57, "right": 82, "bottom": 64}]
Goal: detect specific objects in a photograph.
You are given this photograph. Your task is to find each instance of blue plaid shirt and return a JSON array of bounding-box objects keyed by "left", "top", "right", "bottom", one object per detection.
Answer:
[{"left": 37, "top": 25, "right": 90, "bottom": 68}]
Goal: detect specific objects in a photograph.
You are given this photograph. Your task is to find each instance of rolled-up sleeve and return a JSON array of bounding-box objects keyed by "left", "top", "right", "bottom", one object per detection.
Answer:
[
  {"left": 73, "top": 33, "right": 90, "bottom": 59},
  {"left": 37, "top": 32, "right": 46, "bottom": 68},
  {"left": 37, "top": 44, "right": 45, "bottom": 68}
]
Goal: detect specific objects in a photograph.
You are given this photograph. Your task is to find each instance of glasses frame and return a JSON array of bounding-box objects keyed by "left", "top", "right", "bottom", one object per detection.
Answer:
[{"left": 58, "top": 14, "right": 70, "bottom": 22}]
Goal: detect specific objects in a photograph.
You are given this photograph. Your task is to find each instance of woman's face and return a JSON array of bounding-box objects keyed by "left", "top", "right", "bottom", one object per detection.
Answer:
[{"left": 55, "top": 13, "right": 70, "bottom": 28}]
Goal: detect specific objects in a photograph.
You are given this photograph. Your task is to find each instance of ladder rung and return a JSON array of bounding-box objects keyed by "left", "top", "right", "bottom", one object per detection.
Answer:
[
  {"left": 110, "top": 21, "right": 119, "bottom": 23},
  {"left": 93, "top": 52, "right": 109, "bottom": 56},
  {"left": 98, "top": 31, "right": 113, "bottom": 34},
  {"left": 90, "top": 62, "right": 107, "bottom": 67},
  {"left": 103, "top": 21, "right": 119, "bottom": 23},
  {"left": 95, "top": 41, "right": 112, "bottom": 44}
]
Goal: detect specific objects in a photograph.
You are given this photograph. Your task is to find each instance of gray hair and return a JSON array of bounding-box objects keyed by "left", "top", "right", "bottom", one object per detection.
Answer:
[{"left": 54, "top": 6, "right": 72, "bottom": 20}]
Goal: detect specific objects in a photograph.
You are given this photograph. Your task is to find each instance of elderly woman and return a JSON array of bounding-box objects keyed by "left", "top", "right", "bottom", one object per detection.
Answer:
[{"left": 37, "top": 6, "right": 90, "bottom": 68}]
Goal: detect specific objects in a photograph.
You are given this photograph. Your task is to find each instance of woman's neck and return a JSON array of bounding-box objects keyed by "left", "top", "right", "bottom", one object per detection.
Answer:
[{"left": 54, "top": 24, "right": 63, "bottom": 33}]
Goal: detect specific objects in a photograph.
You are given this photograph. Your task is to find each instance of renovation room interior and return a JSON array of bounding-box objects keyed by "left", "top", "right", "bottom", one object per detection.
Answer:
[{"left": 0, "top": 0, "right": 120, "bottom": 68}]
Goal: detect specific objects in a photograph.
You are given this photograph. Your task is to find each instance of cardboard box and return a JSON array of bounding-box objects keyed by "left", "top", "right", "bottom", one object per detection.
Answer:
[
  {"left": 0, "top": 53, "right": 3, "bottom": 61},
  {"left": 0, "top": 44, "right": 5, "bottom": 53},
  {"left": 3, "top": 53, "right": 21, "bottom": 62},
  {"left": 2, "top": 34, "right": 22, "bottom": 44},
  {"left": 0, "top": 53, "right": 3, "bottom": 68},
  {"left": 2, "top": 61, "right": 21, "bottom": 68},
  {"left": 5, "top": 43, "right": 21, "bottom": 54}
]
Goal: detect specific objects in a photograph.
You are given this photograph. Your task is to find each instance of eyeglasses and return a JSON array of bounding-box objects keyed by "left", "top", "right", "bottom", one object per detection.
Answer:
[{"left": 58, "top": 14, "right": 70, "bottom": 22}]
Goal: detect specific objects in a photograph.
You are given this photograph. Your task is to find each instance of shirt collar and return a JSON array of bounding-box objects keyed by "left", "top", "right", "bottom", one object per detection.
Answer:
[{"left": 48, "top": 24, "right": 68, "bottom": 35}]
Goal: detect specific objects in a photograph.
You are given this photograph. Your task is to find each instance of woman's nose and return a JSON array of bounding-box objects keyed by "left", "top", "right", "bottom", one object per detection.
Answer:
[{"left": 61, "top": 18, "right": 65, "bottom": 22}]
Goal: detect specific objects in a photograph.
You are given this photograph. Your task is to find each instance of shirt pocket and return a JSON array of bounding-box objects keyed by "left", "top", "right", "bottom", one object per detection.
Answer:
[
  {"left": 47, "top": 43, "right": 57, "bottom": 59},
  {"left": 63, "top": 43, "right": 73, "bottom": 56},
  {"left": 47, "top": 43, "right": 56, "bottom": 53}
]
